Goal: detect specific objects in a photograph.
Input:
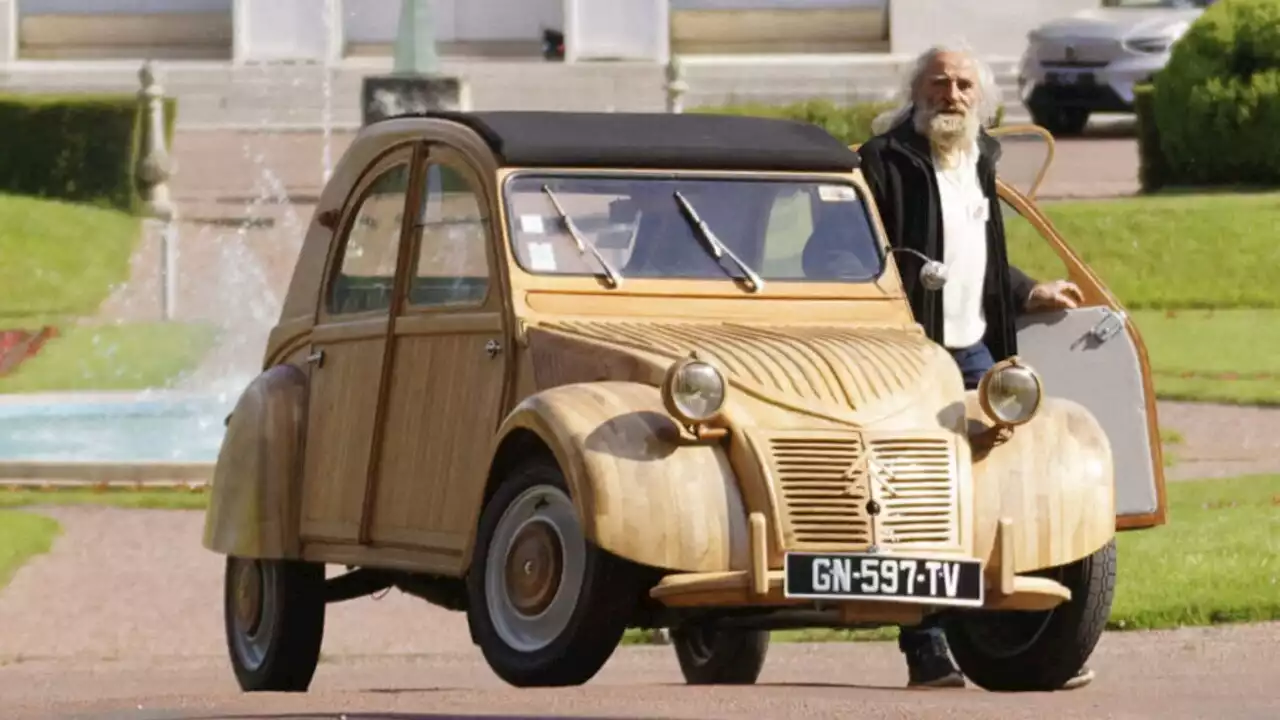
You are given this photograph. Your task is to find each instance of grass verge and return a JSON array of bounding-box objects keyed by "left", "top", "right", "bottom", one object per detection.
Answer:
[
  {"left": 0, "top": 510, "right": 61, "bottom": 590},
  {"left": 0, "top": 321, "right": 219, "bottom": 393},
  {"left": 1005, "top": 190, "right": 1280, "bottom": 310},
  {"left": 0, "top": 487, "right": 210, "bottom": 510},
  {"left": 0, "top": 194, "right": 138, "bottom": 319},
  {"left": 625, "top": 474, "right": 1280, "bottom": 645},
  {"left": 1130, "top": 309, "right": 1280, "bottom": 406}
]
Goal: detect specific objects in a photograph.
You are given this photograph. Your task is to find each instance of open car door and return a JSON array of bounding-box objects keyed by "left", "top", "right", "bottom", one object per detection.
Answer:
[{"left": 990, "top": 126, "right": 1167, "bottom": 530}]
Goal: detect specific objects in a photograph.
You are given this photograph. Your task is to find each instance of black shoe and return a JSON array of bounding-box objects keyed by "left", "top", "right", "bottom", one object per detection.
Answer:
[{"left": 905, "top": 646, "right": 966, "bottom": 688}]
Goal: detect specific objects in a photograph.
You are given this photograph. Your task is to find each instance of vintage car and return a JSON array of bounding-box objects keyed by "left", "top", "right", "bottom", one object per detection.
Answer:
[{"left": 203, "top": 110, "right": 1167, "bottom": 694}]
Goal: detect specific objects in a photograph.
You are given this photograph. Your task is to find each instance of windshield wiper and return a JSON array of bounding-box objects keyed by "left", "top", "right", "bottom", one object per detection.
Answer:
[
  {"left": 672, "top": 191, "right": 764, "bottom": 293},
  {"left": 542, "top": 185, "right": 623, "bottom": 288}
]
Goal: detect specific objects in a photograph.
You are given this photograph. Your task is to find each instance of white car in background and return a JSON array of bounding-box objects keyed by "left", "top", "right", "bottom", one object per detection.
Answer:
[{"left": 1017, "top": 0, "right": 1215, "bottom": 135}]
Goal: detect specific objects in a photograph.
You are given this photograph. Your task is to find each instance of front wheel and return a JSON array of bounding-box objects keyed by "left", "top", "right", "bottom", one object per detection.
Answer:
[
  {"left": 466, "top": 455, "right": 644, "bottom": 687},
  {"left": 672, "top": 623, "right": 770, "bottom": 685},
  {"left": 943, "top": 538, "right": 1116, "bottom": 692},
  {"left": 223, "top": 555, "right": 326, "bottom": 692}
]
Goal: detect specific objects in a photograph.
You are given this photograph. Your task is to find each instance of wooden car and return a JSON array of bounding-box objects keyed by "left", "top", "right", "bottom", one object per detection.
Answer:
[{"left": 203, "top": 111, "right": 1166, "bottom": 694}]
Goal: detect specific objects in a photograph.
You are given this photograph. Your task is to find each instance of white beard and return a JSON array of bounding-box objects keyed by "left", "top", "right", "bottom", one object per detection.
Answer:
[{"left": 913, "top": 106, "right": 981, "bottom": 167}]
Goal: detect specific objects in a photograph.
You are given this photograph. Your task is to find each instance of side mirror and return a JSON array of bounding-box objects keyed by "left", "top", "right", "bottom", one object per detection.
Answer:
[
  {"left": 920, "top": 260, "right": 948, "bottom": 290},
  {"left": 886, "top": 246, "right": 948, "bottom": 290}
]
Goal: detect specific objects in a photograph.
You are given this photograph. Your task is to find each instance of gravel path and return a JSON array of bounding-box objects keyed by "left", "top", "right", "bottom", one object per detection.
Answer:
[{"left": 1, "top": 507, "right": 1278, "bottom": 719}]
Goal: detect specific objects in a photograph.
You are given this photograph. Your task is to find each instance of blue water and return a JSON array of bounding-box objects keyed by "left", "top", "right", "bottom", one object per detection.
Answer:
[{"left": 0, "top": 395, "right": 235, "bottom": 462}]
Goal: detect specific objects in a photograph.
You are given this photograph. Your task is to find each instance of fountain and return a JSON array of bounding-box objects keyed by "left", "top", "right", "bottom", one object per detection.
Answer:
[{"left": 0, "top": 6, "right": 348, "bottom": 485}]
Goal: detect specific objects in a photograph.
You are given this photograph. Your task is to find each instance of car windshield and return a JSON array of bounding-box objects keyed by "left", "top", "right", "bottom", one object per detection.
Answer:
[{"left": 502, "top": 174, "right": 886, "bottom": 288}]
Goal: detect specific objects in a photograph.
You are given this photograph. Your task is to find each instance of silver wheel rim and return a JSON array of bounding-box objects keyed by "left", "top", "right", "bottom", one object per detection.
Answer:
[
  {"left": 229, "top": 557, "right": 277, "bottom": 671},
  {"left": 484, "top": 484, "right": 585, "bottom": 654}
]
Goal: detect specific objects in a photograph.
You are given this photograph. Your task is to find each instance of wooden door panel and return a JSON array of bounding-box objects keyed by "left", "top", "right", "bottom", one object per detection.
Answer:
[
  {"left": 299, "top": 321, "right": 389, "bottom": 542},
  {"left": 368, "top": 315, "right": 505, "bottom": 552}
]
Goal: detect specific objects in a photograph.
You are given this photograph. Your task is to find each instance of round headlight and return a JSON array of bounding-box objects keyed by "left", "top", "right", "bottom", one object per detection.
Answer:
[
  {"left": 977, "top": 358, "right": 1043, "bottom": 427},
  {"left": 662, "top": 358, "right": 727, "bottom": 425}
]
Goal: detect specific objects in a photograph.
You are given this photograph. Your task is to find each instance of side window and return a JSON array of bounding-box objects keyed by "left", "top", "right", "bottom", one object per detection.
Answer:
[
  {"left": 328, "top": 163, "right": 410, "bottom": 315},
  {"left": 999, "top": 193, "right": 1068, "bottom": 284},
  {"left": 409, "top": 162, "right": 491, "bottom": 308}
]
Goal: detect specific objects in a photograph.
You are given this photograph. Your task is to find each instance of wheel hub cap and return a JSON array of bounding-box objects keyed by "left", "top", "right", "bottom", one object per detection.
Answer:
[
  {"left": 233, "top": 560, "right": 263, "bottom": 634},
  {"left": 504, "top": 519, "right": 562, "bottom": 616}
]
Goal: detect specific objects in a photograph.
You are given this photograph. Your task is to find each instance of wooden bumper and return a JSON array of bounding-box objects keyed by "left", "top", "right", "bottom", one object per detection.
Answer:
[{"left": 648, "top": 512, "right": 1071, "bottom": 615}]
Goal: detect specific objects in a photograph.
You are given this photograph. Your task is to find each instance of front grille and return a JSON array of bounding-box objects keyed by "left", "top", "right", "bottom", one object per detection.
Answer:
[
  {"left": 1035, "top": 38, "right": 1121, "bottom": 65},
  {"left": 763, "top": 430, "right": 960, "bottom": 552}
]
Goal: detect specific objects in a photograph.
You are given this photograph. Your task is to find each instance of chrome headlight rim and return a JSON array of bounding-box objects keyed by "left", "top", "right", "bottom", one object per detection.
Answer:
[
  {"left": 977, "top": 356, "right": 1043, "bottom": 428},
  {"left": 661, "top": 356, "right": 728, "bottom": 426}
]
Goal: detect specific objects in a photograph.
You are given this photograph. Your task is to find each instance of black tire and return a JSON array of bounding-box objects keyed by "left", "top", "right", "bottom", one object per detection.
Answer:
[
  {"left": 223, "top": 555, "right": 326, "bottom": 692},
  {"left": 672, "top": 623, "right": 770, "bottom": 685},
  {"left": 943, "top": 538, "right": 1116, "bottom": 692},
  {"left": 466, "top": 455, "right": 644, "bottom": 687},
  {"left": 1030, "top": 105, "right": 1091, "bottom": 137}
]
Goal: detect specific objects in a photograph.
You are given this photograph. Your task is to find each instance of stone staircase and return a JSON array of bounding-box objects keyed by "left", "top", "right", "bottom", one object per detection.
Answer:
[{"left": 0, "top": 54, "right": 1025, "bottom": 129}]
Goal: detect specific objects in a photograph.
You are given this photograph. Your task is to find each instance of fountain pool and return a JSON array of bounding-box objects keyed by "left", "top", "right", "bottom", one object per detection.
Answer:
[{"left": 0, "top": 391, "right": 236, "bottom": 464}]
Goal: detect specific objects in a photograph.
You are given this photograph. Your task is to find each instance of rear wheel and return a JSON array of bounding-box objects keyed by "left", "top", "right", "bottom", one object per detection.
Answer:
[
  {"left": 466, "top": 455, "right": 644, "bottom": 687},
  {"left": 672, "top": 623, "right": 770, "bottom": 685},
  {"left": 223, "top": 555, "right": 326, "bottom": 692},
  {"left": 943, "top": 539, "right": 1116, "bottom": 692}
]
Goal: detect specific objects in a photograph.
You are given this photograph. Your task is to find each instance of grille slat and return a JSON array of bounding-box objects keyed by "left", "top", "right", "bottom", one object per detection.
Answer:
[{"left": 768, "top": 432, "right": 959, "bottom": 550}]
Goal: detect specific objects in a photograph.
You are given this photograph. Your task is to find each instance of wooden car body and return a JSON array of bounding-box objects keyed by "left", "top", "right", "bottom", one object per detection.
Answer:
[{"left": 203, "top": 112, "right": 1165, "bottom": 634}]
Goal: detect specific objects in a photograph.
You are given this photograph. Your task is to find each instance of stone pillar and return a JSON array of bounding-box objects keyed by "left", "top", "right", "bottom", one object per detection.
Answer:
[
  {"left": 0, "top": 0, "right": 16, "bottom": 64},
  {"left": 361, "top": 0, "right": 469, "bottom": 125},
  {"left": 136, "top": 61, "right": 178, "bottom": 321},
  {"left": 666, "top": 56, "right": 689, "bottom": 114}
]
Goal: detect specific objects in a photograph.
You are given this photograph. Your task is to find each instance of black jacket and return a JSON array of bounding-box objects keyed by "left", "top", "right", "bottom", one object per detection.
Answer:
[{"left": 857, "top": 113, "right": 1038, "bottom": 362}]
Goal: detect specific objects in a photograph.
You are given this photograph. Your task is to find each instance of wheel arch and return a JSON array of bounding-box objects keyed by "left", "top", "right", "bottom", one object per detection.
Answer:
[
  {"left": 459, "top": 381, "right": 751, "bottom": 575},
  {"left": 203, "top": 363, "right": 310, "bottom": 560}
]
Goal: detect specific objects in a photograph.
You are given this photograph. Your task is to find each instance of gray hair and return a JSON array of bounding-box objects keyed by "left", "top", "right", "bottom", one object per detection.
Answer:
[{"left": 870, "top": 43, "right": 1002, "bottom": 135}]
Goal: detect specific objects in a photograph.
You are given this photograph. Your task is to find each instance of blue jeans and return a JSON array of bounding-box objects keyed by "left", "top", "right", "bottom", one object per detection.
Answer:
[{"left": 898, "top": 341, "right": 994, "bottom": 656}]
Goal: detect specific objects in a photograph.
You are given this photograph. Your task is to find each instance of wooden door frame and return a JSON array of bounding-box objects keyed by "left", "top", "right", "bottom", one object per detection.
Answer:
[
  {"left": 997, "top": 179, "right": 1168, "bottom": 530},
  {"left": 355, "top": 139, "right": 515, "bottom": 545}
]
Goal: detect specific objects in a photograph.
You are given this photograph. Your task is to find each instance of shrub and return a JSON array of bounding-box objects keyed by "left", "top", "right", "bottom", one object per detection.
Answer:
[
  {"left": 0, "top": 93, "right": 177, "bottom": 214},
  {"left": 1134, "top": 84, "right": 1170, "bottom": 192},
  {"left": 1150, "top": 0, "right": 1280, "bottom": 187},
  {"left": 694, "top": 98, "right": 1005, "bottom": 147}
]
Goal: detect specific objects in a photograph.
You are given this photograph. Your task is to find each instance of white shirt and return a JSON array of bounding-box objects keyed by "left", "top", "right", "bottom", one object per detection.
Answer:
[{"left": 934, "top": 148, "right": 990, "bottom": 349}]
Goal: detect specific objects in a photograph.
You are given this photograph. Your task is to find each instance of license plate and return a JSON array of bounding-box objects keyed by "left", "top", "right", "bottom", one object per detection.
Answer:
[
  {"left": 784, "top": 552, "right": 984, "bottom": 607},
  {"left": 1047, "top": 71, "right": 1094, "bottom": 86}
]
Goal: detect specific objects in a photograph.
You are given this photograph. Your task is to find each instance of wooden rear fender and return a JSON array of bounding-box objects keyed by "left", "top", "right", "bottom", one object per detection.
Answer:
[
  {"left": 968, "top": 392, "right": 1116, "bottom": 580},
  {"left": 482, "top": 381, "right": 751, "bottom": 575},
  {"left": 202, "top": 363, "right": 309, "bottom": 560}
]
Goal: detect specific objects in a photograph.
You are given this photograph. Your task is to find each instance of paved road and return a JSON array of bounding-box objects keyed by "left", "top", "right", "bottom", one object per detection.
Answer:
[{"left": 0, "top": 508, "right": 1277, "bottom": 720}]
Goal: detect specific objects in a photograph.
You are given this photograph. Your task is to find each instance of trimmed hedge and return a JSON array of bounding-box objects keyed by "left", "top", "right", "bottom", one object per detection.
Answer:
[
  {"left": 0, "top": 93, "right": 177, "bottom": 215},
  {"left": 693, "top": 98, "right": 1006, "bottom": 147},
  {"left": 1134, "top": 84, "right": 1169, "bottom": 193},
  {"left": 1147, "top": 0, "right": 1280, "bottom": 188}
]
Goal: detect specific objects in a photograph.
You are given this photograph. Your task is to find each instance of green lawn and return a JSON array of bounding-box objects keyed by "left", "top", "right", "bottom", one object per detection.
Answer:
[
  {"left": 1131, "top": 308, "right": 1280, "bottom": 405},
  {"left": 1004, "top": 190, "right": 1280, "bottom": 310},
  {"left": 625, "top": 474, "right": 1280, "bottom": 644},
  {"left": 0, "top": 510, "right": 60, "bottom": 590},
  {"left": 0, "top": 487, "right": 210, "bottom": 511},
  {"left": 0, "top": 321, "right": 219, "bottom": 393},
  {"left": 0, "top": 193, "right": 218, "bottom": 392}
]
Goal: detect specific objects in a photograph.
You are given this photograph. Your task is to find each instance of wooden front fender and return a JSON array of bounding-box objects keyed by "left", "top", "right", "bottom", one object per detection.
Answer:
[
  {"left": 489, "top": 381, "right": 751, "bottom": 574},
  {"left": 968, "top": 393, "right": 1116, "bottom": 579},
  {"left": 202, "top": 363, "right": 309, "bottom": 560}
]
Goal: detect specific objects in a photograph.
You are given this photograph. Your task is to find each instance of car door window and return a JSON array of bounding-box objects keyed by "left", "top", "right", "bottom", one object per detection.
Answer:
[
  {"left": 328, "top": 162, "right": 411, "bottom": 315},
  {"left": 409, "top": 162, "right": 491, "bottom": 309}
]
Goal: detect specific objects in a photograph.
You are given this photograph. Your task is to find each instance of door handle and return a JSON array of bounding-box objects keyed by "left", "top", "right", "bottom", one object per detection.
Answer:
[
  {"left": 305, "top": 350, "right": 325, "bottom": 367},
  {"left": 1089, "top": 309, "right": 1127, "bottom": 344},
  {"left": 485, "top": 339, "right": 502, "bottom": 359}
]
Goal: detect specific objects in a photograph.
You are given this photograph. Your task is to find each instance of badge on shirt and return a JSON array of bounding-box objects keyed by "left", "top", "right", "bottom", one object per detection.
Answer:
[{"left": 971, "top": 201, "right": 990, "bottom": 223}]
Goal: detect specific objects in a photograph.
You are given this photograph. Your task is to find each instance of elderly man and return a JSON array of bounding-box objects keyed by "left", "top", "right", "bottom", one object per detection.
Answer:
[{"left": 856, "top": 46, "right": 1090, "bottom": 690}]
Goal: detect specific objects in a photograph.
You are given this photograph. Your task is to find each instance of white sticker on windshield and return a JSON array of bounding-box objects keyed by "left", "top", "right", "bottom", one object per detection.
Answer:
[
  {"left": 520, "top": 214, "right": 545, "bottom": 234},
  {"left": 818, "top": 184, "right": 857, "bottom": 202},
  {"left": 528, "top": 241, "right": 557, "bottom": 271}
]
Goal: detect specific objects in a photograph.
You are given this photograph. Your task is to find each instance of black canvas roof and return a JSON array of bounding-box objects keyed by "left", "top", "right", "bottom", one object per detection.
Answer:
[{"left": 381, "top": 110, "right": 862, "bottom": 173}]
